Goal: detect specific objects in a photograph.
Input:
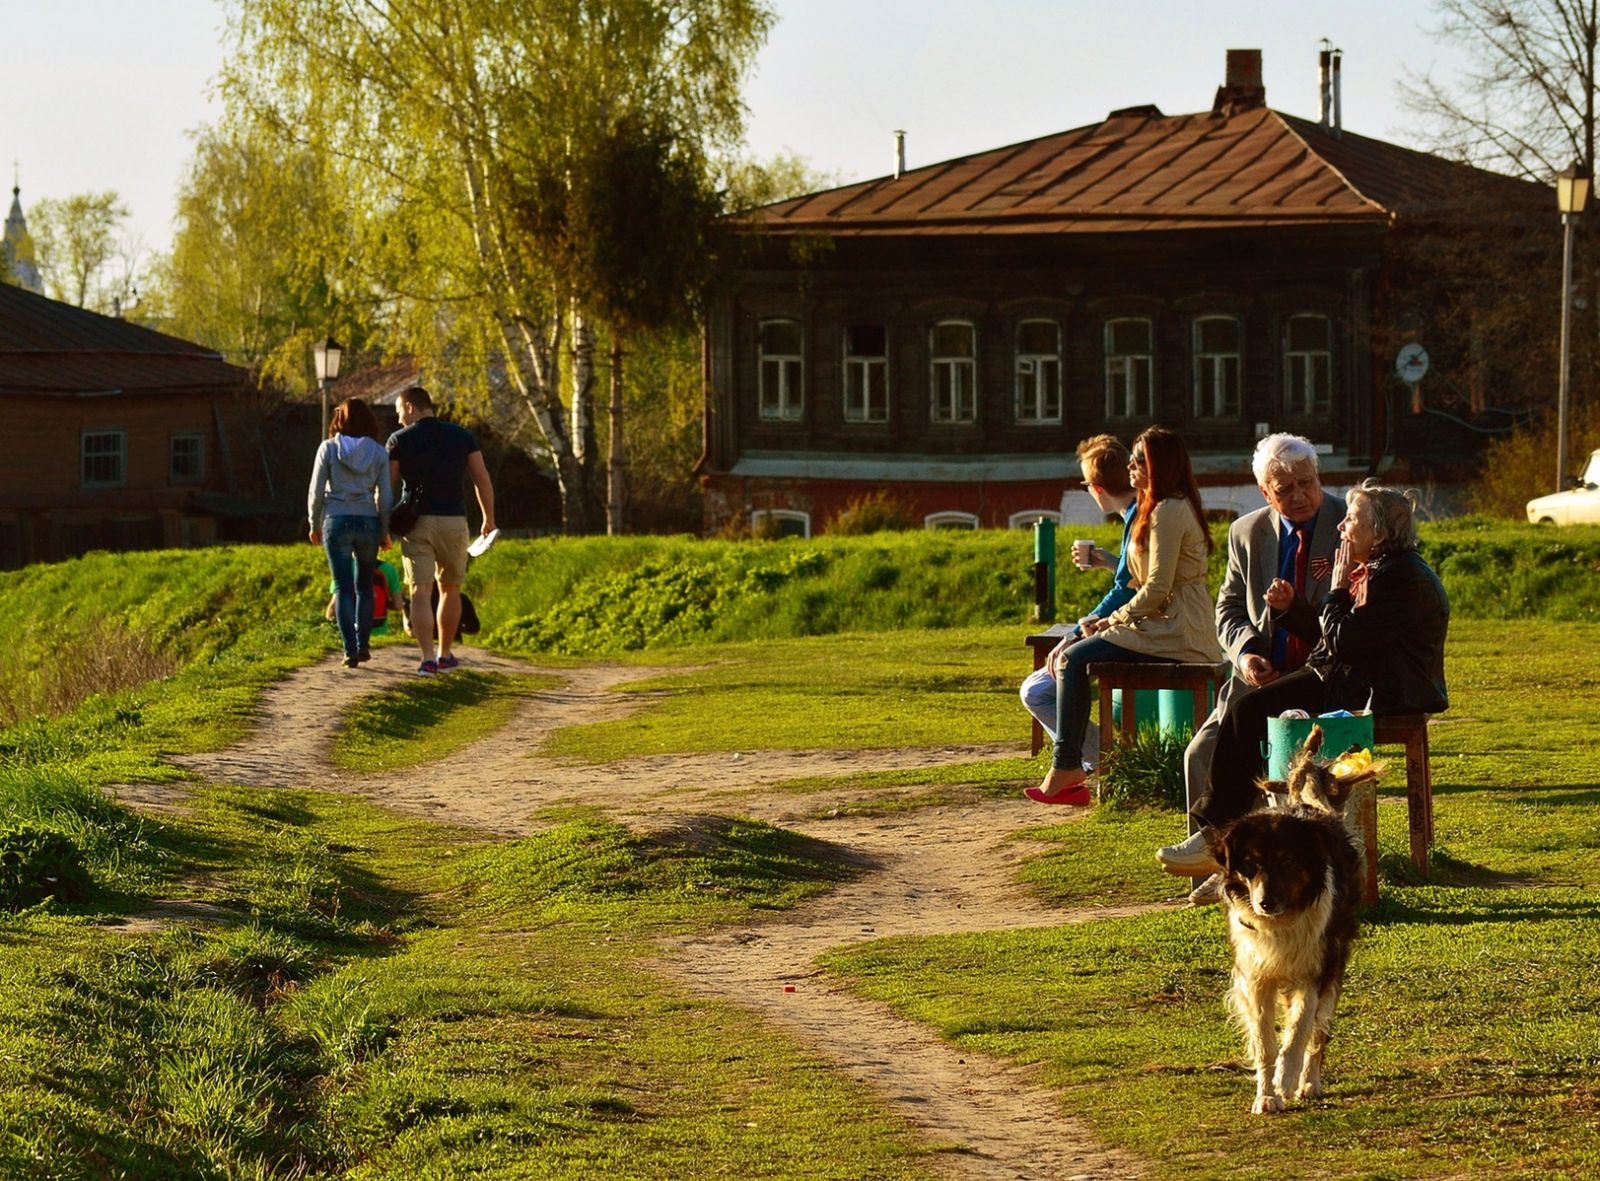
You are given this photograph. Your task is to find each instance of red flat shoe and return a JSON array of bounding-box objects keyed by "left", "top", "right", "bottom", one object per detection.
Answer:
[{"left": 1024, "top": 784, "right": 1092, "bottom": 806}]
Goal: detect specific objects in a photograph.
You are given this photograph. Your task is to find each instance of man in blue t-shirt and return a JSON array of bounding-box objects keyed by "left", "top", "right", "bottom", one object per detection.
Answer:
[{"left": 386, "top": 385, "right": 496, "bottom": 675}]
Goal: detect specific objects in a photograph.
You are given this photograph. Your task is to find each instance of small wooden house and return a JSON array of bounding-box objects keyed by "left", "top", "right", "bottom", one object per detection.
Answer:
[
  {"left": 700, "top": 50, "right": 1548, "bottom": 536},
  {"left": 0, "top": 283, "right": 269, "bottom": 567}
]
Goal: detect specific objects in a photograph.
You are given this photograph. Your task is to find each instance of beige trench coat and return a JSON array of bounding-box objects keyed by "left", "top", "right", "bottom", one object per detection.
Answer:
[{"left": 1100, "top": 497, "right": 1223, "bottom": 664}]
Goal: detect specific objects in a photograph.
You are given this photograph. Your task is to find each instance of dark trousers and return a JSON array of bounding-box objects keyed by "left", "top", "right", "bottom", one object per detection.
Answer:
[
  {"left": 1053, "top": 637, "right": 1177, "bottom": 771},
  {"left": 1190, "top": 666, "right": 1328, "bottom": 828}
]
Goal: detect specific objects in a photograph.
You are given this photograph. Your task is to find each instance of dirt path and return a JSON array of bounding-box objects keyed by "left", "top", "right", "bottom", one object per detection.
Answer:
[{"left": 132, "top": 646, "right": 1155, "bottom": 1179}]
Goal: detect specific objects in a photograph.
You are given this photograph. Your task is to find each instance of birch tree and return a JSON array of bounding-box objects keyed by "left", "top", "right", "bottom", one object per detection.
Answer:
[{"left": 220, "top": 0, "right": 772, "bottom": 534}]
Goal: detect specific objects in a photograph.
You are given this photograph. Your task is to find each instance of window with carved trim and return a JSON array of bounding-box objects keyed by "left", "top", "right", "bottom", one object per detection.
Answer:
[
  {"left": 930, "top": 321, "right": 976, "bottom": 423},
  {"left": 1284, "top": 314, "right": 1332, "bottom": 415},
  {"left": 758, "top": 319, "right": 804, "bottom": 420},
  {"left": 843, "top": 324, "right": 889, "bottom": 423},
  {"left": 1015, "top": 319, "right": 1062, "bottom": 424},
  {"left": 1193, "top": 316, "right": 1241, "bottom": 417},
  {"left": 1105, "top": 318, "right": 1153, "bottom": 418}
]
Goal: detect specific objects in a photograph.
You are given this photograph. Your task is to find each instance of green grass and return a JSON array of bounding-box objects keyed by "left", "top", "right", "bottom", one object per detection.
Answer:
[
  {"left": 810, "top": 618, "right": 1600, "bottom": 1180},
  {"left": 820, "top": 881, "right": 1600, "bottom": 1180},
  {"left": 0, "top": 788, "right": 933, "bottom": 1178},
  {"left": 539, "top": 625, "right": 1026, "bottom": 760},
  {"left": 5, "top": 538, "right": 1600, "bottom": 1177},
  {"left": 331, "top": 671, "right": 563, "bottom": 772}
]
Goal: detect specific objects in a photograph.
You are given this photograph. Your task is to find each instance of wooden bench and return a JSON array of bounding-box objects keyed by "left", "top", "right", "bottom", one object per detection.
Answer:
[
  {"left": 1346, "top": 713, "right": 1435, "bottom": 902},
  {"left": 1086, "top": 660, "right": 1230, "bottom": 761},
  {"left": 1026, "top": 636, "right": 1437, "bottom": 901}
]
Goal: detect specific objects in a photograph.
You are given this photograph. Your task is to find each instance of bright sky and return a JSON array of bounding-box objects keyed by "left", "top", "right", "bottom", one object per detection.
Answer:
[{"left": 5, "top": 0, "right": 1468, "bottom": 263}]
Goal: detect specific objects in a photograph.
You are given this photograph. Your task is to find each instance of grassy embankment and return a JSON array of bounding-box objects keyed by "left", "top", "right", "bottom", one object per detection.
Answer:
[{"left": 0, "top": 523, "right": 1598, "bottom": 1176}]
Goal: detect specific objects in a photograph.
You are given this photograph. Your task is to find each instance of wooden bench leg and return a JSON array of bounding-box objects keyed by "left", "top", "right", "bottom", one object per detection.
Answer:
[
  {"left": 1031, "top": 718, "right": 1044, "bottom": 757},
  {"left": 1352, "top": 782, "right": 1379, "bottom": 906},
  {"left": 1098, "top": 679, "right": 1115, "bottom": 762},
  {"left": 1406, "top": 730, "right": 1433, "bottom": 876}
]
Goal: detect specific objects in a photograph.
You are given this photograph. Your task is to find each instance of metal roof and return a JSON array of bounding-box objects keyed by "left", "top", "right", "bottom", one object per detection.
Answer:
[
  {"left": 745, "top": 105, "right": 1546, "bottom": 237},
  {"left": 0, "top": 281, "right": 250, "bottom": 395}
]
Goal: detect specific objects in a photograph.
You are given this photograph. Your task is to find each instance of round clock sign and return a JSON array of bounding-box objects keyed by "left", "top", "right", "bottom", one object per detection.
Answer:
[{"left": 1395, "top": 343, "right": 1430, "bottom": 384}]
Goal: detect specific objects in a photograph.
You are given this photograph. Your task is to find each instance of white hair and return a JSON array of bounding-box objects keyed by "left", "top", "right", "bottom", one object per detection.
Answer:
[{"left": 1251, "top": 433, "right": 1320, "bottom": 486}]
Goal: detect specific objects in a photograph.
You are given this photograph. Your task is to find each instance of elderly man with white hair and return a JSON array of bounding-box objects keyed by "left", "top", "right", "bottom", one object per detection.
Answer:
[{"left": 1157, "top": 433, "right": 1345, "bottom": 897}]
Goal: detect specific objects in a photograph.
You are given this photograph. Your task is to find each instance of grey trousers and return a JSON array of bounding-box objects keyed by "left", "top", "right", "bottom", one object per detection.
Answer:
[{"left": 1183, "top": 673, "right": 1243, "bottom": 833}]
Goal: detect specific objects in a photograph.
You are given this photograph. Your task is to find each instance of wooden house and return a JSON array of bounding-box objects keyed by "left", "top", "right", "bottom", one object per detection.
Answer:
[
  {"left": 700, "top": 49, "right": 1549, "bottom": 536},
  {"left": 0, "top": 282, "right": 270, "bottom": 568}
]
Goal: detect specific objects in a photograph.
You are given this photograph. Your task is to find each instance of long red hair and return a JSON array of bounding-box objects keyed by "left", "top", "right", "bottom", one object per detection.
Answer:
[{"left": 1130, "top": 426, "right": 1213, "bottom": 553}]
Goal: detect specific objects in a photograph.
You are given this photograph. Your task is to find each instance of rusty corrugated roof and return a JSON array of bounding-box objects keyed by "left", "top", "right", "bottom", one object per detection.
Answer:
[
  {"left": 0, "top": 281, "right": 250, "bottom": 394},
  {"left": 746, "top": 105, "right": 1545, "bottom": 236}
]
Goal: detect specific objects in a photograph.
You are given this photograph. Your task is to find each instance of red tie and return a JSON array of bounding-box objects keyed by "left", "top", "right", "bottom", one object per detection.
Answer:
[{"left": 1284, "top": 526, "right": 1312, "bottom": 670}]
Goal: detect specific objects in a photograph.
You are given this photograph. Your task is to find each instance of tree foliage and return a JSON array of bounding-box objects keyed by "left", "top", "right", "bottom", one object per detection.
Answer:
[
  {"left": 29, "top": 191, "right": 137, "bottom": 311},
  {"left": 219, "top": 0, "right": 774, "bottom": 533},
  {"left": 156, "top": 120, "right": 369, "bottom": 392},
  {"left": 613, "top": 151, "right": 846, "bottom": 532}
]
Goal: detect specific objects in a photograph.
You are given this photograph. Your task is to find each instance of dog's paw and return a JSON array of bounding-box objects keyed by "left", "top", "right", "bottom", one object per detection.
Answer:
[
  {"left": 1296, "top": 1081, "right": 1324, "bottom": 1101},
  {"left": 1251, "top": 1094, "right": 1286, "bottom": 1115}
]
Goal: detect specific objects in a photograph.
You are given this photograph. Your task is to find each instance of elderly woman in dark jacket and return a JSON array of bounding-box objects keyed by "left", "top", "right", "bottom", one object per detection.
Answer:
[{"left": 1178, "top": 479, "right": 1448, "bottom": 844}]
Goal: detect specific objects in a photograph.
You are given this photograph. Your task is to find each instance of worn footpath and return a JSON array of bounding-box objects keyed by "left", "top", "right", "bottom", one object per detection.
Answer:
[{"left": 127, "top": 645, "right": 1160, "bottom": 1180}]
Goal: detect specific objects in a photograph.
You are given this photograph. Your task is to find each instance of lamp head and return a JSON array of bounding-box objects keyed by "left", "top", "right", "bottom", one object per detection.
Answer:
[
  {"left": 312, "top": 336, "right": 344, "bottom": 383},
  {"left": 1557, "top": 163, "right": 1591, "bottom": 215}
]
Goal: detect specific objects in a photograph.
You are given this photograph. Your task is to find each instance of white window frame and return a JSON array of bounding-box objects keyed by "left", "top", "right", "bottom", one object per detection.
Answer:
[
  {"left": 929, "top": 320, "right": 977, "bottom": 424},
  {"left": 1192, "top": 315, "right": 1242, "bottom": 418},
  {"left": 751, "top": 508, "right": 811, "bottom": 538},
  {"left": 1015, "top": 319, "right": 1063, "bottom": 425},
  {"left": 758, "top": 318, "right": 804, "bottom": 422},
  {"left": 842, "top": 324, "right": 889, "bottom": 424},
  {"left": 1104, "top": 317, "right": 1154, "bottom": 418},
  {"left": 1284, "top": 313, "right": 1333, "bottom": 416},
  {"left": 924, "top": 510, "right": 979, "bottom": 530},
  {"left": 170, "top": 431, "right": 206, "bottom": 484},
  {"left": 82, "top": 428, "right": 127, "bottom": 488},
  {"left": 1008, "top": 509, "right": 1062, "bottom": 530}
]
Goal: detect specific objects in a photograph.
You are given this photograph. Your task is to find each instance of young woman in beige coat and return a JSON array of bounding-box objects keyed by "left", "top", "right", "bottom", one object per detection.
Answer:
[{"left": 1027, "top": 426, "right": 1222, "bottom": 805}]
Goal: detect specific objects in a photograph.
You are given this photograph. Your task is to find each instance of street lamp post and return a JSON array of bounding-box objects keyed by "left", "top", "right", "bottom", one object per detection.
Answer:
[
  {"left": 1556, "top": 164, "right": 1590, "bottom": 493},
  {"left": 313, "top": 336, "right": 344, "bottom": 438}
]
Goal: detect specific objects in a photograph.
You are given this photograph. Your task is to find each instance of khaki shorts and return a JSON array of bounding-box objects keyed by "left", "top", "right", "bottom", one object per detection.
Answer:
[{"left": 400, "top": 515, "right": 470, "bottom": 591}]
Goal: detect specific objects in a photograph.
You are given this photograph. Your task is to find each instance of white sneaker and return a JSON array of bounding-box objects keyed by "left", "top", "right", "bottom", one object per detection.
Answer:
[
  {"left": 1156, "top": 830, "right": 1219, "bottom": 876},
  {"left": 1187, "top": 871, "right": 1225, "bottom": 907}
]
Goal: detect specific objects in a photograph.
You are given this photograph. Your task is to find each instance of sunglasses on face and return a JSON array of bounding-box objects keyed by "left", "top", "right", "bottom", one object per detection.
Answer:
[{"left": 1130, "top": 450, "right": 1146, "bottom": 467}]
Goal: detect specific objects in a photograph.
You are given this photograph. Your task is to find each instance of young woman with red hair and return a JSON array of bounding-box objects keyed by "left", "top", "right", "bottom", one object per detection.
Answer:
[{"left": 1028, "top": 426, "right": 1223, "bottom": 805}]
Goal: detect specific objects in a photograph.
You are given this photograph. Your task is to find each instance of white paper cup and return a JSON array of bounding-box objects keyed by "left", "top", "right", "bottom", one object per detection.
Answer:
[{"left": 1071, "top": 539, "right": 1095, "bottom": 569}]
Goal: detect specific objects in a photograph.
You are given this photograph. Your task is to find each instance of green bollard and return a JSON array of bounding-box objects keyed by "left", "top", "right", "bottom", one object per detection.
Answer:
[{"left": 1032, "top": 519, "right": 1056, "bottom": 622}]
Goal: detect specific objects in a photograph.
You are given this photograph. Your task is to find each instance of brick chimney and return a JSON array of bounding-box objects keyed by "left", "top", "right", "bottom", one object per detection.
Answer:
[{"left": 1212, "top": 48, "right": 1266, "bottom": 117}]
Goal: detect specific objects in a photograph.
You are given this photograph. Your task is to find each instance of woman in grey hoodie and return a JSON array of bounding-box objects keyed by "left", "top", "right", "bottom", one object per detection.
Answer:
[{"left": 308, "top": 398, "right": 393, "bottom": 668}]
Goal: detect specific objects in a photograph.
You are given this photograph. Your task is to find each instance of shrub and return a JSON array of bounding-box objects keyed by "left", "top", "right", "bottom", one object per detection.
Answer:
[
  {"left": 825, "top": 489, "right": 913, "bottom": 535},
  {"left": 0, "top": 821, "right": 91, "bottom": 910},
  {"left": 1467, "top": 404, "right": 1600, "bottom": 518},
  {"left": 1097, "top": 725, "right": 1189, "bottom": 811}
]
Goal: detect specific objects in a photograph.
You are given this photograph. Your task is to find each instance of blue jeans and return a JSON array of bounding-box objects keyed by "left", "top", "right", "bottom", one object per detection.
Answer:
[
  {"left": 1052, "top": 636, "right": 1179, "bottom": 771},
  {"left": 323, "top": 515, "right": 380, "bottom": 660}
]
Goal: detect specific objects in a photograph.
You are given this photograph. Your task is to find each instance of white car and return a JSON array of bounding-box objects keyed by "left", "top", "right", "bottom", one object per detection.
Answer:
[{"left": 1527, "top": 448, "right": 1600, "bottom": 524}]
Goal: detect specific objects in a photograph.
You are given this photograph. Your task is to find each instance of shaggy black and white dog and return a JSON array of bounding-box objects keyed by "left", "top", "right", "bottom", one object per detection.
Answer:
[{"left": 1207, "top": 807, "right": 1363, "bottom": 1114}]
